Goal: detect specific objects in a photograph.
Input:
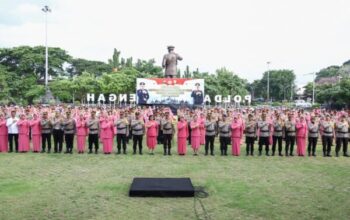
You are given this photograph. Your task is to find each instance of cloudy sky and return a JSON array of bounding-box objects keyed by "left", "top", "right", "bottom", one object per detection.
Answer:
[{"left": 1, "top": 0, "right": 349, "bottom": 85}]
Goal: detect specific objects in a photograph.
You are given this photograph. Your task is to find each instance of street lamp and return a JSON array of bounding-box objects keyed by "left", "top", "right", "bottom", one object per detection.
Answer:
[
  {"left": 41, "top": 5, "right": 54, "bottom": 104},
  {"left": 266, "top": 61, "right": 271, "bottom": 103},
  {"left": 42, "top": 5, "right": 51, "bottom": 89}
]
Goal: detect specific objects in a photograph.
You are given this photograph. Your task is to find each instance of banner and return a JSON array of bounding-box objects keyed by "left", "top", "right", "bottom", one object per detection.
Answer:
[{"left": 136, "top": 78, "right": 205, "bottom": 105}]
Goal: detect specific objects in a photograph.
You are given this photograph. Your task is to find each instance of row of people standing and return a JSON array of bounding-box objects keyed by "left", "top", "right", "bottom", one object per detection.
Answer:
[{"left": 1, "top": 108, "right": 350, "bottom": 157}]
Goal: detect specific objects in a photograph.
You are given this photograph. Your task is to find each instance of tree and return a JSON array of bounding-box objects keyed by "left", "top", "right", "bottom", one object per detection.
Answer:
[
  {"left": 253, "top": 69, "right": 296, "bottom": 101},
  {"left": 67, "top": 58, "right": 112, "bottom": 77},
  {"left": 0, "top": 46, "right": 71, "bottom": 79},
  {"left": 108, "top": 48, "right": 121, "bottom": 70}
]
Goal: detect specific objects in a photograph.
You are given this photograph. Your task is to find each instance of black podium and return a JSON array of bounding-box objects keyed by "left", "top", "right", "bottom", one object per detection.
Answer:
[{"left": 129, "top": 178, "right": 195, "bottom": 197}]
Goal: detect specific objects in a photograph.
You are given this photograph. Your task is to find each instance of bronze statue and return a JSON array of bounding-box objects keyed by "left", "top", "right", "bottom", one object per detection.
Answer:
[{"left": 162, "top": 46, "right": 183, "bottom": 78}]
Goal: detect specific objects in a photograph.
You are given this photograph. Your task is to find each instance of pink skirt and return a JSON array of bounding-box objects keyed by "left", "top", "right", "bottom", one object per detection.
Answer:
[
  {"left": 191, "top": 136, "right": 201, "bottom": 150},
  {"left": 77, "top": 135, "right": 86, "bottom": 152},
  {"left": 32, "top": 135, "right": 41, "bottom": 152},
  {"left": 19, "top": 134, "right": 30, "bottom": 152},
  {"left": 0, "top": 135, "right": 8, "bottom": 152},
  {"left": 147, "top": 136, "right": 157, "bottom": 149},
  {"left": 177, "top": 137, "right": 187, "bottom": 155}
]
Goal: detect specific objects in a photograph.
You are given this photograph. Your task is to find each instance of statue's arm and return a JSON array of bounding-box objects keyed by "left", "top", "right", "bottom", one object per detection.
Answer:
[
  {"left": 177, "top": 54, "right": 183, "bottom": 61},
  {"left": 162, "top": 55, "right": 166, "bottom": 68}
]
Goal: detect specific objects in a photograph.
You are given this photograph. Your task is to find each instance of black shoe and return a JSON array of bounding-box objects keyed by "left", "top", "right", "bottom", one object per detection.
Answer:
[
  {"left": 308, "top": 152, "right": 311, "bottom": 157},
  {"left": 290, "top": 153, "right": 294, "bottom": 157},
  {"left": 211, "top": 153, "right": 214, "bottom": 156},
  {"left": 258, "top": 151, "right": 262, "bottom": 156},
  {"left": 168, "top": 151, "right": 171, "bottom": 156},
  {"left": 117, "top": 151, "right": 121, "bottom": 155},
  {"left": 312, "top": 153, "right": 316, "bottom": 157},
  {"left": 95, "top": 151, "right": 98, "bottom": 154},
  {"left": 266, "top": 152, "right": 270, "bottom": 156},
  {"left": 205, "top": 152, "right": 208, "bottom": 156},
  {"left": 133, "top": 152, "right": 136, "bottom": 155},
  {"left": 88, "top": 150, "right": 93, "bottom": 154},
  {"left": 327, "top": 154, "right": 332, "bottom": 157},
  {"left": 271, "top": 152, "right": 275, "bottom": 156},
  {"left": 336, "top": 152, "right": 339, "bottom": 157},
  {"left": 47, "top": 150, "right": 51, "bottom": 153},
  {"left": 164, "top": 152, "right": 167, "bottom": 156},
  {"left": 279, "top": 153, "right": 283, "bottom": 157},
  {"left": 64, "top": 151, "right": 69, "bottom": 154},
  {"left": 123, "top": 151, "right": 127, "bottom": 155},
  {"left": 344, "top": 153, "right": 350, "bottom": 157},
  {"left": 41, "top": 150, "right": 45, "bottom": 153}
]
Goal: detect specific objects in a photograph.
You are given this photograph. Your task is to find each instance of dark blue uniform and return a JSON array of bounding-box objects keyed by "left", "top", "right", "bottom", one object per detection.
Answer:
[
  {"left": 191, "top": 90, "right": 203, "bottom": 105},
  {"left": 137, "top": 89, "right": 149, "bottom": 104}
]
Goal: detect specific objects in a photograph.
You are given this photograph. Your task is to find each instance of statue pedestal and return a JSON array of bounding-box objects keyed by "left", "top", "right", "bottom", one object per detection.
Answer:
[{"left": 41, "top": 88, "right": 55, "bottom": 104}]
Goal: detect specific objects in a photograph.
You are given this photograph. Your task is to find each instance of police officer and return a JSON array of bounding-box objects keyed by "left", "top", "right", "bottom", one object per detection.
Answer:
[
  {"left": 137, "top": 82, "right": 149, "bottom": 105},
  {"left": 161, "top": 112, "right": 175, "bottom": 155},
  {"left": 257, "top": 113, "right": 271, "bottom": 156},
  {"left": 131, "top": 112, "right": 145, "bottom": 155},
  {"left": 284, "top": 113, "right": 296, "bottom": 157},
  {"left": 87, "top": 110, "right": 99, "bottom": 154},
  {"left": 191, "top": 83, "right": 204, "bottom": 105},
  {"left": 218, "top": 114, "right": 231, "bottom": 156},
  {"left": 62, "top": 111, "right": 76, "bottom": 154},
  {"left": 40, "top": 112, "right": 52, "bottom": 153},
  {"left": 335, "top": 115, "right": 349, "bottom": 157},
  {"left": 205, "top": 113, "right": 217, "bottom": 156},
  {"left": 320, "top": 114, "right": 334, "bottom": 157},
  {"left": 245, "top": 114, "right": 257, "bottom": 156},
  {"left": 307, "top": 116, "right": 319, "bottom": 156},
  {"left": 52, "top": 111, "right": 64, "bottom": 153},
  {"left": 115, "top": 111, "right": 129, "bottom": 154},
  {"left": 272, "top": 114, "right": 283, "bottom": 156}
]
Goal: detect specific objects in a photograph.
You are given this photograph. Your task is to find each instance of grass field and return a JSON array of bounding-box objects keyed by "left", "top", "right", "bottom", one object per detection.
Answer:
[{"left": 0, "top": 141, "right": 350, "bottom": 220}]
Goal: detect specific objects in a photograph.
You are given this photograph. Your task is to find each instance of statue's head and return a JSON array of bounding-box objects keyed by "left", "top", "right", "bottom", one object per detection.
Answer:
[{"left": 167, "top": 45, "right": 175, "bottom": 52}]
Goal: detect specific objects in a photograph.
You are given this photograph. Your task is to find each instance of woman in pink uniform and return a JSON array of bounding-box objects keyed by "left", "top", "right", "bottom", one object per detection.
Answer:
[
  {"left": 0, "top": 113, "right": 8, "bottom": 152},
  {"left": 177, "top": 115, "right": 188, "bottom": 156},
  {"left": 17, "top": 114, "right": 30, "bottom": 153},
  {"left": 76, "top": 113, "right": 88, "bottom": 154},
  {"left": 100, "top": 114, "right": 114, "bottom": 154},
  {"left": 199, "top": 113, "right": 206, "bottom": 145},
  {"left": 190, "top": 115, "right": 201, "bottom": 156},
  {"left": 30, "top": 114, "right": 41, "bottom": 153},
  {"left": 296, "top": 115, "right": 307, "bottom": 156},
  {"left": 231, "top": 115, "right": 244, "bottom": 156},
  {"left": 145, "top": 115, "right": 158, "bottom": 155}
]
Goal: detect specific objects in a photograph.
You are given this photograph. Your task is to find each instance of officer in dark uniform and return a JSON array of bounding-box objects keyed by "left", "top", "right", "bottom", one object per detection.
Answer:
[
  {"left": 191, "top": 83, "right": 203, "bottom": 105},
  {"left": 137, "top": 82, "right": 149, "bottom": 105}
]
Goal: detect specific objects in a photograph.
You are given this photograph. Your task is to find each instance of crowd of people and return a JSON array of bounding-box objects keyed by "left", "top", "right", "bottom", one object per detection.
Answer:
[{"left": 0, "top": 105, "right": 349, "bottom": 157}]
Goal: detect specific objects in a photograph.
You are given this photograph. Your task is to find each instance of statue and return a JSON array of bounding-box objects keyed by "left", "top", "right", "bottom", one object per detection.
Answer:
[{"left": 162, "top": 46, "right": 183, "bottom": 78}]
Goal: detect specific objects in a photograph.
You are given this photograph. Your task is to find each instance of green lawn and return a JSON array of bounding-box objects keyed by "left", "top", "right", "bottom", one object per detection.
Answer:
[{"left": 0, "top": 142, "right": 349, "bottom": 220}]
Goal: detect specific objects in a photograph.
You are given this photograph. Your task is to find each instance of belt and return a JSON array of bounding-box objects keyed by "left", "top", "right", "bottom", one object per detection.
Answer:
[
  {"left": 260, "top": 130, "right": 269, "bottom": 132},
  {"left": 221, "top": 131, "right": 229, "bottom": 133},
  {"left": 274, "top": 130, "right": 282, "bottom": 132},
  {"left": 117, "top": 127, "right": 126, "bottom": 130},
  {"left": 163, "top": 128, "right": 172, "bottom": 130},
  {"left": 337, "top": 131, "right": 348, "bottom": 134},
  {"left": 89, "top": 128, "right": 98, "bottom": 131},
  {"left": 309, "top": 131, "right": 318, "bottom": 133},
  {"left": 133, "top": 129, "right": 143, "bottom": 131},
  {"left": 246, "top": 131, "right": 255, "bottom": 134},
  {"left": 206, "top": 129, "right": 215, "bottom": 132},
  {"left": 323, "top": 131, "right": 332, "bottom": 134}
]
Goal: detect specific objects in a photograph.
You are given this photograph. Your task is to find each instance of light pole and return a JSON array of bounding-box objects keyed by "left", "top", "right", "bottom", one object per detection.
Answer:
[
  {"left": 304, "top": 72, "right": 315, "bottom": 105},
  {"left": 266, "top": 61, "right": 271, "bottom": 103},
  {"left": 42, "top": 5, "right": 53, "bottom": 104},
  {"left": 42, "top": 5, "right": 51, "bottom": 89}
]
